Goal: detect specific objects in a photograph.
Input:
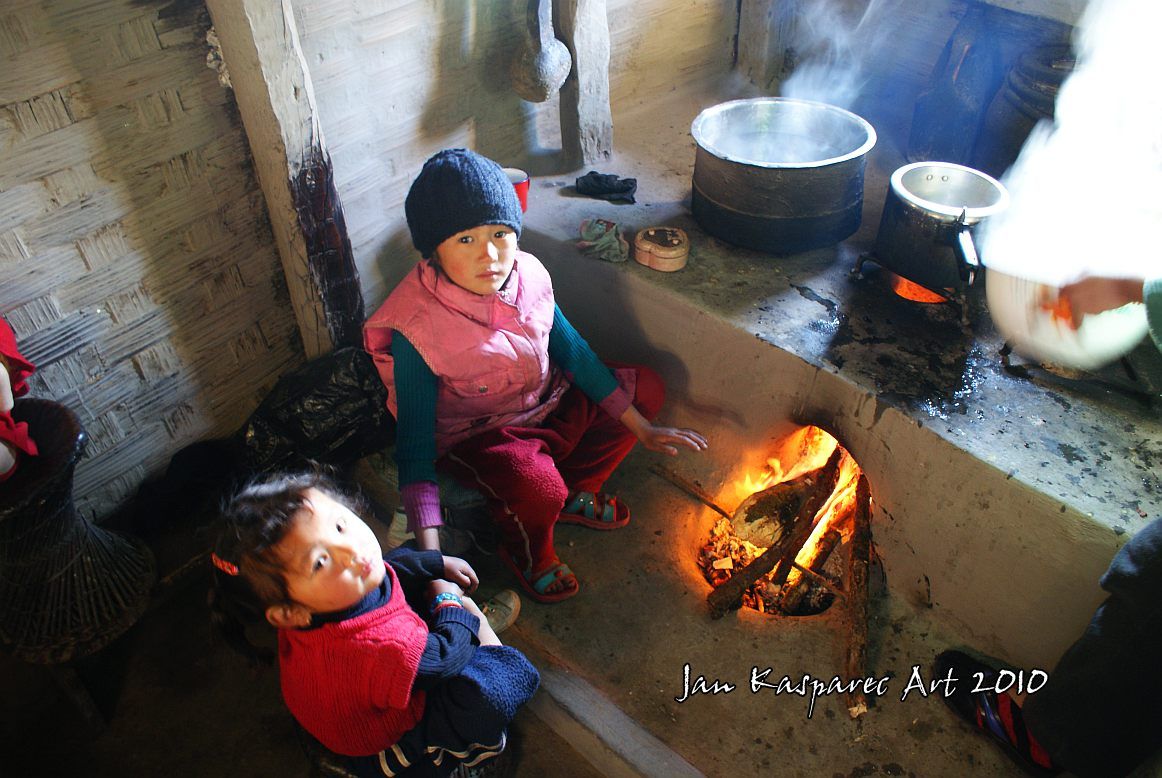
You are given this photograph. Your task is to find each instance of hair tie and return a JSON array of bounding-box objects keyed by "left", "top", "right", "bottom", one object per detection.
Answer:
[{"left": 211, "top": 552, "right": 239, "bottom": 576}]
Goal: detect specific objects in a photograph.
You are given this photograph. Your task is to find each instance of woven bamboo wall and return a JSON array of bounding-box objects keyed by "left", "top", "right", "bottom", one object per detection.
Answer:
[
  {"left": 0, "top": 1, "right": 304, "bottom": 518},
  {"left": 291, "top": 0, "right": 736, "bottom": 308}
]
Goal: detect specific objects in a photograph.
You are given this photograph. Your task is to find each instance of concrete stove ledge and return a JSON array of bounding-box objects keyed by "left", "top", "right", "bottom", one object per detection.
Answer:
[{"left": 516, "top": 90, "right": 1161, "bottom": 670}]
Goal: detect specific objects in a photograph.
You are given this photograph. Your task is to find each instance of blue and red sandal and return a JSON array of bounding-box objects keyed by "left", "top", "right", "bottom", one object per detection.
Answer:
[
  {"left": 497, "top": 546, "right": 579, "bottom": 604},
  {"left": 933, "top": 650, "right": 1059, "bottom": 776},
  {"left": 559, "top": 491, "right": 630, "bottom": 530}
]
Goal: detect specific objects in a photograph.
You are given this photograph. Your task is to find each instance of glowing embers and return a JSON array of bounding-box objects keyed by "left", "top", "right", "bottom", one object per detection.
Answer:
[
  {"left": 699, "top": 426, "right": 872, "bottom": 617},
  {"left": 887, "top": 271, "right": 949, "bottom": 304}
]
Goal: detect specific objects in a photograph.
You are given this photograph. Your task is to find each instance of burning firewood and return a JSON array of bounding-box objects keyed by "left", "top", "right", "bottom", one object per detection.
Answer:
[
  {"left": 707, "top": 448, "right": 843, "bottom": 618},
  {"left": 844, "top": 474, "right": 873, "bottom": 718},
  {"left": 778, "top": 527, "right": 842, "bottom": 615},
  {"left": 731, "top": 466, "right": 827, "bottom": 547}
]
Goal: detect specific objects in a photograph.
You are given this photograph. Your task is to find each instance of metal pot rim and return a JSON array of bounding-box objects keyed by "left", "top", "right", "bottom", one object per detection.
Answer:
[
  {"left": 890, "top": 161, "right": 1010, "bottom": 222},
  {"left": 691, "top": 97, "right": 877, "bottom": 170}
]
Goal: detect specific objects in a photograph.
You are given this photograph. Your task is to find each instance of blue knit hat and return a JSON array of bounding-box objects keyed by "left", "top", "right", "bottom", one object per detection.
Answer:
[{"left": 404, "top": 148, "right": 523, "bottom": 258}]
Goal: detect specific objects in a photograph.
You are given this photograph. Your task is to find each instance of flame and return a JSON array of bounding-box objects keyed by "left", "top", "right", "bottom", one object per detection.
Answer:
[
  {"left": 729, "top": 426, "right": 838, "bottom": 503},
  {"left": 889, "top": 272, "right": 948, "bottom": 304},
  {"left": 707, "top": 425, "right": 868, "bottom": 614},
  {"left": 784, "top": 452, "right": 863, "bottom": 590}
]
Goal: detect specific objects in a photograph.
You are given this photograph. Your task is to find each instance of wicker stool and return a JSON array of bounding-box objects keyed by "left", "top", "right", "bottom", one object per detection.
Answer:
[{"left": 0, "top": 398, "right": 155, "bottom": 664}]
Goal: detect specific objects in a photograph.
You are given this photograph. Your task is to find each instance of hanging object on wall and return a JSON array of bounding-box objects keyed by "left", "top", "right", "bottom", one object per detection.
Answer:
[{"left": 511, "top": 0, "right": 572, "bottom": 102}]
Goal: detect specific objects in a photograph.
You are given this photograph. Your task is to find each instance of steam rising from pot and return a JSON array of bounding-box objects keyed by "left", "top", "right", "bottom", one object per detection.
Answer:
[
  {"left": 979, "top": 0, "right": 1162, "bottom": 284},
  {"left": 777, "top": 0, "right": 903, "bottom": 112}
]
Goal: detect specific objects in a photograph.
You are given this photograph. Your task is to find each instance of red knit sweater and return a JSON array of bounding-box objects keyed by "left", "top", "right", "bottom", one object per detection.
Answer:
[{"left": 278, "top": 563, "right": 429, "bottom": 756}]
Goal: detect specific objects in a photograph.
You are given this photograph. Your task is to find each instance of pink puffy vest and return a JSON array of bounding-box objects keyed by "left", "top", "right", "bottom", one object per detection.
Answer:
[{"left": 363, "top": 251, "right": 569, "bottom": 453}]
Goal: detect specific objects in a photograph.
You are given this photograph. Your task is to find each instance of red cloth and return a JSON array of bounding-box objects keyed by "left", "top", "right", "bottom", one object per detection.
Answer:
[
  {"left": 278, "top": 563, "right": 429, "bottom": 756},
  {"left": 438, "top": 363, "right": 664, "bottom": 573},
  {"left": 0, "top": 318, "right": 34, "bottom": 398},
  {"left": 0, "top": 413, "right": 38, "bottom": 482}
]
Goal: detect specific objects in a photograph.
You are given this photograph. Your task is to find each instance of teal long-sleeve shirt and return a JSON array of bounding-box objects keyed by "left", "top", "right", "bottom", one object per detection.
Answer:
[{"left": 392, "top": 304, "right": 622, "bottom": 488}]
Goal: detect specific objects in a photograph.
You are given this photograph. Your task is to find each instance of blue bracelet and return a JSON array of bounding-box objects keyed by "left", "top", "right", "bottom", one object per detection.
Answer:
[{"left": 430, "top": 592, "right": 463, "bottom": 614}]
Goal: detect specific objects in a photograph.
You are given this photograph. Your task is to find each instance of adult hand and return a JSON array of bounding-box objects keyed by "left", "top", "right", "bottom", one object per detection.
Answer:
[
  {"left": 1058, "top": 276, "right": 1144, "bottom": 328},
  {"left": 442, "top": 555, "right": 479, "bottom": 594}
]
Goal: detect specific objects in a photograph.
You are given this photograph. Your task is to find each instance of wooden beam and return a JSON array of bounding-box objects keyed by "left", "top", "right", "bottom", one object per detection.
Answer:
[
  {"left": 735, "top": 0, "right": 798, "bottom": 91},
  {"left": 202, "top": 0, "right": 362, "bottom": 357},
  {"left": 844, "top": 473, "right": 872, "bottom": 718},
  {"left": 555, "top": 0, "right": 612, "bottom": 164}
]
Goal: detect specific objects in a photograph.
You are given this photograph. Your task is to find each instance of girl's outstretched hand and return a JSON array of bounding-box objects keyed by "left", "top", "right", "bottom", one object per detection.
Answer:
[
  {"left": 636, "top": 424, "right": 708, "bottom": 456},
  {"left": 620, "top": 404, "right": 708, "bottom": 456},
  {"left": 442, "top": 555, "right": 479, "bottom": 594}
]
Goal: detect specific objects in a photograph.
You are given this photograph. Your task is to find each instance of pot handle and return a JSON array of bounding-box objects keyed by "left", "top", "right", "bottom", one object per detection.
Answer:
[{"left": 952, "top": 209, "right": 980, "bottom": 286}]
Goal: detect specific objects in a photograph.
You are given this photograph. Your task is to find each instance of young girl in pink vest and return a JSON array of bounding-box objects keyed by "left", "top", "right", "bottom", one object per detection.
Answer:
[
  {"left": 364, "top": 148, "right": 707, "bottom": 603},
  {"left": 209, "top": 470, "right": 538, "bottom": 777}
]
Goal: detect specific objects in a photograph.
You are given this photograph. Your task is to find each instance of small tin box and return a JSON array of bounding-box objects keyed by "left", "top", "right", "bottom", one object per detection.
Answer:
[{"left": 633, "top": 226, "right": 689, "bottom": 272}]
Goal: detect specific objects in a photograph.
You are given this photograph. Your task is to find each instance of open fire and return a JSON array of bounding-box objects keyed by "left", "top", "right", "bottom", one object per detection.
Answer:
[{"left": 698, "top": 426, "right": 870, "bottom": 616}]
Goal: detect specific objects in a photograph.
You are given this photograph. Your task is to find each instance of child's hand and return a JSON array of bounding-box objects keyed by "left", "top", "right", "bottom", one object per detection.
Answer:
[
  {"left": 0, "top": 358, "right": 13, "bottom": 414},
  {"left": 620, "top": 404, "right": 708, "bottom": 456},
  {"left": 427, "top": 579, "right": 463, "bottom": 602},
  {"left": 635, "top": 423, "right": 709, "bottom": 456},
  {"left": 460, "top": 596, "right": 501, "bottom": 646},
  {"left": 460, "top": 595, "right": 485, "bottom": 619},
  {"left": 442, "top": 555, "right": 479, "bottom": 594}
]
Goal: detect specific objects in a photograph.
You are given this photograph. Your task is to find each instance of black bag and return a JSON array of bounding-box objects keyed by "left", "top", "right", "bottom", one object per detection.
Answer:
[{"left": 238, "top": 347, "right": 395, "bottom": 473}]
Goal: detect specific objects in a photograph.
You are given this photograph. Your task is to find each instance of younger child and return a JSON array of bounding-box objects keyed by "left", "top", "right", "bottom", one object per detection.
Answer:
[
  {"left": 364, "top": 148, "right": 708, "bottom": 603},
  {"left": 209, "top": 470, "right": 539, "bottom": 777}
]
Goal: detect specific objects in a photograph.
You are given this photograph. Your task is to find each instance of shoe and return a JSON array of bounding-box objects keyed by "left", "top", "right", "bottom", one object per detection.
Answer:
[
  {"left": 933, "top": 650, "right": 1060, "bottom": 776},
  {"left": 480, "top": 589, "right": 521, "bottom": 634},
  {"left": 497, "top": 546, "right": 579, "bottom": 603},
  {"left": 559, "top": 491, "right": 630, "bottom": 530}
]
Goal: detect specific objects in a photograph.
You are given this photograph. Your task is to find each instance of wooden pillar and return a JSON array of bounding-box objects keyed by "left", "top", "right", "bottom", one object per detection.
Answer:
[
  {"left": 202, "top": 0, "right": 362, "bottom": 358},
  {"left": 555, "top": 0, "right": 613, "bottom": 164},
  {"left": 736, "top": 0, "right": 799, "bottom": 92}
]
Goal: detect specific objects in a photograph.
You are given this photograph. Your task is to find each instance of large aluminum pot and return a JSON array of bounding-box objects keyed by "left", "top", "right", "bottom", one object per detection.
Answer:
[{"left": 691, "top": 97, "right": 877, "bottom": 254}]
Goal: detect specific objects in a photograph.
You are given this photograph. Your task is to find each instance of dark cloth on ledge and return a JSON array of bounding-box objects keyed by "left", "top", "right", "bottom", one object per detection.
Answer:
[{"left": 574, "top": 171, "right": 637, "bottom": 203}]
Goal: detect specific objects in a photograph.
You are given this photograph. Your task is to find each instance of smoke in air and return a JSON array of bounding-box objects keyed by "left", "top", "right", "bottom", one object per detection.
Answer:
[{"left": 778, "top": 0, "right": 903, "bottom": 112}]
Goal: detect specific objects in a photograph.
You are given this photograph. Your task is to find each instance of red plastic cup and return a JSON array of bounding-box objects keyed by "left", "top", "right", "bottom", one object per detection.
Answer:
[{"left": 503, "top": 167, "right": 530, "bottom": 212}]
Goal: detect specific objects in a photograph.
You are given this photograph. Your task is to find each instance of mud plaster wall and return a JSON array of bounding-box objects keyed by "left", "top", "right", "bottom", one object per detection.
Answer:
[
  {"left": 288, "top": 0, "right": 738, "bottom": 309},
  {"left": 0, "top": 0, "right": 303, "bottom": 518}
]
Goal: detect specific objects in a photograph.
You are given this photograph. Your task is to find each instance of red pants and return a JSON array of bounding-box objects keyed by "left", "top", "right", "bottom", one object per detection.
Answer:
[{"left": 438, "top": 364, "right": 664, "bottom": 574}]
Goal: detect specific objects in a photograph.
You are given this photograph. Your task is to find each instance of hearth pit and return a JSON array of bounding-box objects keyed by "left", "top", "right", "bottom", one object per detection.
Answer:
[{"left": 697, "top": 426, "right": 872, "bottom": 618}]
